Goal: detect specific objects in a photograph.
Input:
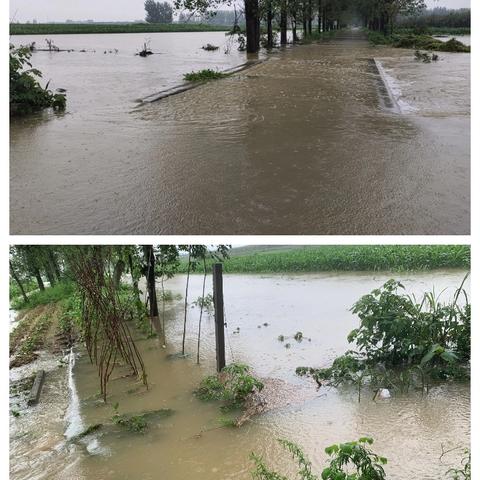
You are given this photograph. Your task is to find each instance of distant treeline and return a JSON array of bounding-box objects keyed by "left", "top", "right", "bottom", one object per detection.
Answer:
[
  {"left": 9, "top": 22, "right": 230, "bottom": 35},
  {"left": 179, "top": 245, "right": 470, "bottom": 274},
  {"left": 397, "top": 8, "right": 470, "bottom": 30},
  {"left": 178, "top": 10, "right": 245, "bottom": 26}
]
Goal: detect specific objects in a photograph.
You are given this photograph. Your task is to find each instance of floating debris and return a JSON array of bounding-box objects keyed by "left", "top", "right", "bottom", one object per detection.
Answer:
[{"left": 202, "top": 43, "right": 219, "bottom": 51}]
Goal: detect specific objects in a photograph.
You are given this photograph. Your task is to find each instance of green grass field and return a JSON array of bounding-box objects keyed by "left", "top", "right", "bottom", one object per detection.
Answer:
[
  {"left": 10, "top": 23, "right": 230, "bottom": 36},
  {"left": 11, "top": 282, "right": 76, "bottom": 311},
  {"left": 182, "top": 245, "right": 470, "bottom": 273}
]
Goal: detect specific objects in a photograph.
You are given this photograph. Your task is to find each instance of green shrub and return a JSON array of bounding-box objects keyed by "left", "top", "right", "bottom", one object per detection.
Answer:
[
  {"left": 195, "top": 363, "right": 264, "bottom": 410},
  {"left": 297, "top": 277, "right": 470, "bottom": 397},
  {"left": 10, "top": 45, "right": 66, "bottom": 116},
  {"left": 251, "top": 438, "right": 387, "bottom": 480}
]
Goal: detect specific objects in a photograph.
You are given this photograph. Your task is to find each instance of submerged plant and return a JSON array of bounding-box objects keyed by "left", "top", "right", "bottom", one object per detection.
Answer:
[
  {"left": 446, "top": 450, "right": 471, "bottom": 480},
  {"left": 195, "top": 363, "right": 263, "bottom": 411},
  {"left": 296, "top": 277, "right": 470, "bottom": 399},
  {"left": 251, "top": 438, "right": 387, "bottom": 480}
]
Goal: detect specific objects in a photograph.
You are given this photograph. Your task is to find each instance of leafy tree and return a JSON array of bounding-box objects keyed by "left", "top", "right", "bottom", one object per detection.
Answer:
[{"left": 145, "top": 0, "right": 174, "bottom": 23}]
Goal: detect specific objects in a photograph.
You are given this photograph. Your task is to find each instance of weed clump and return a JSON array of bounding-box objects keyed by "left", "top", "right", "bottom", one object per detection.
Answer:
[
  {"left": 195, "top": 363, "right": 264, "bottom": 411},
  {"left": 183, "top": 69, "right": 228, "bottom": 82},
  {"left": 111, "top": 403, "right": 174, "bottom": 434}
]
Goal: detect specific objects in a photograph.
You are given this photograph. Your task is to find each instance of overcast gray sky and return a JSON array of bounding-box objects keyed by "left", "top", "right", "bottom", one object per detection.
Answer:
[{"left": 10, "top": 0, "right": 470, "bottom": 23}]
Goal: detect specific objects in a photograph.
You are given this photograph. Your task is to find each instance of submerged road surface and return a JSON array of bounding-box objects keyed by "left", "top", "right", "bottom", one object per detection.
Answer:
[{"left": 10, "top": 30, "right": 470, "bottom": 234}]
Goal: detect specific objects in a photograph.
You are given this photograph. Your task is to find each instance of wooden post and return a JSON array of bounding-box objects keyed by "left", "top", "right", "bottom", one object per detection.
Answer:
[
  {"left": 28, "top": 370, "right": 45, "bottom": 406},
  {"left": 213, "top": 263, "right": 226, "bottom": 372}
]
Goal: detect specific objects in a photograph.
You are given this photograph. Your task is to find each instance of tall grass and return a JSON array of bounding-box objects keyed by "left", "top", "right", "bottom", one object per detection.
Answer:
[
  {"left": 11, "top": 281, "right": 76, "bottom": 310},
  {"left": 180, "top": 245, "right": 469, "bottom": 274},
  {"left": 10, "top": 23, "right": 230, "bottom": 36}
]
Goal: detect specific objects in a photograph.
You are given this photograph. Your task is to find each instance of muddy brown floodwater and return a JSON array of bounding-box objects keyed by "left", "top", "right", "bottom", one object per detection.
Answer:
[
  {"left": 10, "top": 30, "right": 469, "bottom": 234},
  {"left": 10, "top": 271, "right": 470, "bottom": 479}
]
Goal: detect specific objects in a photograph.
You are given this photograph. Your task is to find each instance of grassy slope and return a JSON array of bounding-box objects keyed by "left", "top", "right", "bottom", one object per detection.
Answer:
[
  {"left": 10, "top": 23, "right": 230, "bottom": 35},
  {"left": 10, "top": 281, "right": 76, "bottom": 311},
  {"left": 198, "top": 245, "right": 470, "bottom": 273}
]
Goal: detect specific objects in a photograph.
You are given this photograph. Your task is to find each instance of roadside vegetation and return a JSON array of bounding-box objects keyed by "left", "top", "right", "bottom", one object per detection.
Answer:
[
  {"left": 367, "top": 30, "right": 470, "bottom": 52},
  {"left": 182, "top": 245, "right": 469, "bottom": 274}
]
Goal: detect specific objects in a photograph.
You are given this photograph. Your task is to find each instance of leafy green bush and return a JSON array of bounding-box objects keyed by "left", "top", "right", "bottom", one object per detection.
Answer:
[
  {"left": 251, "top": 438, "right": 387, "bottom": 480},
  {"left": 297, "top": 278, "right": 470, "bottom": 396},
  {"left": 322, "top": 438, "right": 387, "bottom": 480},
  {"left": 195, "top": 363, "right": 264, "bottom": 410},
  {"left": 10, "top": 45, "right": 66, "bottom": 116}
]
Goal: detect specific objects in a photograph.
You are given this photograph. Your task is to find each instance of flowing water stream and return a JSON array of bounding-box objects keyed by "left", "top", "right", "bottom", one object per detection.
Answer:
[
  {"left": 10, "top": 271, "right": 470, "bottom": 479},
  {"left": 10, "top": 30, "right": 469, "bottom": 234}
]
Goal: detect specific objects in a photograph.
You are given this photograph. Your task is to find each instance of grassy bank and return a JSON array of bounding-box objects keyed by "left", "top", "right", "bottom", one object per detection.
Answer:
[
  {"left": 367, "top": 30, "right": 470, "bottom": 52},
  {"left": 181, "top": 245, "right": 469, "bottom": 273},
  {"left": 10, "top": 23, "right": 230, "bottom": 36},
  {"left": 10, "top": 281, "right": 76, "bottom": 311}
]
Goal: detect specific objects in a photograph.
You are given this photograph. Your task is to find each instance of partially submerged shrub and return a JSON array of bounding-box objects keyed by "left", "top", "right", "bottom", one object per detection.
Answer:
[
  {"left": 183, "top": 69, "right": 227, "bottom": 82},
  {"left": 446, "top": 449, "right": 471, "bottom": 480},
  {"left": 251, "top": 437, "right": 387, "bottom": 480},
  {"left": 111, "top": 403, "right": 174, "bottom": 434},
  {"left": 195, "top": 363, "right": 264, "bottom": 410},
  {"left": 297, "top": 278, "right": 470, "bottom": 398},
  {"left": 10, "top": 44, "right": 66, "bottom": 116},
  {"left": 192, "top": 293, "right": 214, "bottom": 312}
]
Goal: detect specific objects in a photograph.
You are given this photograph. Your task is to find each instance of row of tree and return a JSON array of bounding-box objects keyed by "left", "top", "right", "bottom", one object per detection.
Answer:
[
  {"left": 171, "top": 0, "right": 428, "bottom": 52},
  {"left": 10, "top": 245, "right": 230, "bottom": 399},
  {"left": 396, "top": 7, "right": 470, "bottom": 29}
]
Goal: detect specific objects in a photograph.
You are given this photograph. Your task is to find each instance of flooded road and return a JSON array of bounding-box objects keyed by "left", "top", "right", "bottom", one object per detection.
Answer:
[
  {"left": 10, "top": 30, "right": 469, "bottom": 234},
  {"left": 10, "top": 271, "right": 470, "bottom": 479}
]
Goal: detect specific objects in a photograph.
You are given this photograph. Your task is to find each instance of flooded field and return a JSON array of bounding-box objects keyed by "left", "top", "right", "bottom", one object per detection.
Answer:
[
  {"left": 10, "top": 271, "right": 470, "bottom": 480},
  {"left": 10, "top": 30, "right": 469, "bottom": 235}
]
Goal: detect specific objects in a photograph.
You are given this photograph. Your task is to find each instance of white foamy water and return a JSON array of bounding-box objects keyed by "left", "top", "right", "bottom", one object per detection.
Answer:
[
  {"left": 64, "top": 348, "right": 85, "bottom": 439},
  {"left": 374, "top": 58, "right": 417, "bottom": 114}
]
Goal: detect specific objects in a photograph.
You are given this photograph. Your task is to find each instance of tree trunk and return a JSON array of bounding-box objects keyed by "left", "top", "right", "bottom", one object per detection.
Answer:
[
  {"left": 181, "top": 248, "right": 192, "bottom": 356},
  {"left": 280, "top": 0, "right": 288, "bottom": 45},
  {"left": 292, "top": 15, "right": 298, "bottom": 41},
  {"left": 307, "top": 0, "right": 312, "bottom": 35},
  {"left": 10, "top": 261, "right": 28, "bottom": 304},
  {"left": 34, "top": 270, "right": 45, "bottom": 291},
  {"left": 143, "top": 246, "right": 158, "bottom": 318},
  {"left": 45, "top": 268, "right": 56, "bottom": 287},
  {"left": 245, "top": 0, "right": 260, "bottom": 53},
  {"left": 113, "top": 259, "right": 125, "bottom": 291},
  {"left": 267, "top": 2, "right": 273, "bottom": 49},
  {"left": 196, "top": 258, "right": 207, "bottom": 365},
  {"left": 48, "top": 249, "right": 61, "bottom": 281},
  {"left": 317, "top": 0, "right": 322, "bottom": 32}
]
